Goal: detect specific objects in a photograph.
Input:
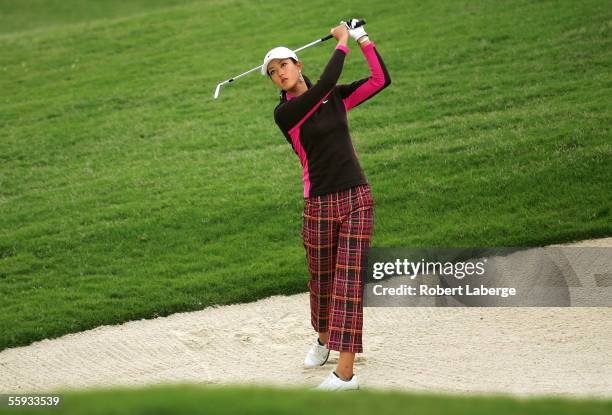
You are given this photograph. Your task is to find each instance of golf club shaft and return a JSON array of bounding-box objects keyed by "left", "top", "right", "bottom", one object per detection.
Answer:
[{"left": 213, "top": 19, "right": 366, "bottom": 99}]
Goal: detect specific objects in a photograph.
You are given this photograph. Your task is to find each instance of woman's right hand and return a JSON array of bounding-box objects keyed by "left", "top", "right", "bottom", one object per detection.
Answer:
[{"left": 330, "top": 23, "right": 349, "bottom": 42}]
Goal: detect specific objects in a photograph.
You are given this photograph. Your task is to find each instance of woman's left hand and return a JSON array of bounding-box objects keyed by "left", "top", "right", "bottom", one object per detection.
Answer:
[{"left": 342, "top": 18, "right": 368, "bottom": 42}]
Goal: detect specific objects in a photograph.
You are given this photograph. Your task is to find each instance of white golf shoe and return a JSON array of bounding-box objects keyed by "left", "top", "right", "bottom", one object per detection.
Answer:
[
  {"left": 315, "top": 370, "right": 360, "bottom": 391},
  {"left": 303, "top": 337, "right": 330, "bottom": 368}
]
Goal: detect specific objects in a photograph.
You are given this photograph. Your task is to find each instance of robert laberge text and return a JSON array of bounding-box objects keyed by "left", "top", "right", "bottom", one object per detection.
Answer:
[{"left": 373, "top": 284, "right": 517, "bottom": 298}]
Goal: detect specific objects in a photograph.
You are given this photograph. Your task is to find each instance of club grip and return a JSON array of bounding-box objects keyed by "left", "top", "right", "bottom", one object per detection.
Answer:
[
  {"left": 320, "top": 19, "right": 367, "bottom": 42},
  {"left": 350, "top": 18, "right": 366, "bottom": 28}
]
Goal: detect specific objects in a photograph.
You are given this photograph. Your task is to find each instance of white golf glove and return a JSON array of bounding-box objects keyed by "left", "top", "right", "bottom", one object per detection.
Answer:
[{"left": 342, "top": 18, "right": 368, "bottom": 42}]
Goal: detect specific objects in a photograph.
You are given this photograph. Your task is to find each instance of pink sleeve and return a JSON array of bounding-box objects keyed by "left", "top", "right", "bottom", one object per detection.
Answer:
[
  {"left": 342, "top": 42, "right": 389, "bottom": 111},
  {"left": 335, "top": 44, "right": 350, "bottom": 54}
]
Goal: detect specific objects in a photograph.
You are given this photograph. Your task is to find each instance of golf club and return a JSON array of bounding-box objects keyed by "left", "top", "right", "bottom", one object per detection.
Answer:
[{"left": 213, "top": 19, "right": 366, "bottom": 99}]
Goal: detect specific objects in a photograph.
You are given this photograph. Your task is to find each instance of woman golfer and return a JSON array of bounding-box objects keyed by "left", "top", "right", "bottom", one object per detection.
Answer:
[{"left": 262, "top": 19, "right": 391, "bottom": 391}]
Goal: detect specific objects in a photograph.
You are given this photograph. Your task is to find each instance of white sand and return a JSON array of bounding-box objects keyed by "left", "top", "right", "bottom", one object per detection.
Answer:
[{"left": 0, "top": 238, "right": 611, "bottom": 398}]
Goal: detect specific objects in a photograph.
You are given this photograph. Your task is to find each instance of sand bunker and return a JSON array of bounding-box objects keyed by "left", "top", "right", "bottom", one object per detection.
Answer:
[{"left": 1, "top": 238, "right": 611, "bottom": 398}]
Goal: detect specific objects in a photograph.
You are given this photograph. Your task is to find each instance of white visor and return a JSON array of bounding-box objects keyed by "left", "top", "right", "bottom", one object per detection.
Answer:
[{"left": 261, "top": 46, "right": 298, "bottom": 76}]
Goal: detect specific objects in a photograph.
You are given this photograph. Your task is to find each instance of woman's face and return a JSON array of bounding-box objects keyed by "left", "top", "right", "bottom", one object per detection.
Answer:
[{"left": 267, "top": 58, "right": 302, "bottom": 91}]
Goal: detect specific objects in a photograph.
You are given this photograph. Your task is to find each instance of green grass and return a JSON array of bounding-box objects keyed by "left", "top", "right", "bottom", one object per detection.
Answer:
[
  {"left": 0, "top": 0, "right": 194, "bottom": 35},
  {"left": 0, "top": 384, "right": 610, "bottom": 415},
  {"left": 1, "top": 0, "right": 611, "bottom": 351}
]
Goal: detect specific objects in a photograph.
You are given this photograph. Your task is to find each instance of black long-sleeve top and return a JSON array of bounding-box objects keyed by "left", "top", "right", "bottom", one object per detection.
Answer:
[{"left": 274, "top": 42, "right": 391, "bottom": 198}]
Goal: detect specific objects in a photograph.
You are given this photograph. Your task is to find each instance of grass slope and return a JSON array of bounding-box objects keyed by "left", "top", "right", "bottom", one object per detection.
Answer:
[
  {"left": 1, "top": 0, "right": 611, "bottom": 350},
  {"left": 0, "top": 0, "right": 193, "bottom": 35}
]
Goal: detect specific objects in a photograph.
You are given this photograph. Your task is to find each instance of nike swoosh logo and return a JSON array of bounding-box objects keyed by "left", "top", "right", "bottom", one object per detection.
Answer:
[{"left": 322, "top": 99, "right": 329, "bottom": 104}]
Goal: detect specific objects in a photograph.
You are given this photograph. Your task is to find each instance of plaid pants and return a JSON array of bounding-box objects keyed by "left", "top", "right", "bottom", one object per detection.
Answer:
[{"left": 301, "top": 183, "right": 374, "bottom": 353}]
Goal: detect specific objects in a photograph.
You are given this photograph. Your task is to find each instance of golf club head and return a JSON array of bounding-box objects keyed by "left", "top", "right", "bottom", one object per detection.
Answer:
[{"left": 213, "top": 83, "right": 222, "bottom": 99}]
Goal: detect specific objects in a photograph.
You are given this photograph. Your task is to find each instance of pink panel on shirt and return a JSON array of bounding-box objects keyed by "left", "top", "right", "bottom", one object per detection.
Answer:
[
  {"left": 286, "top": 90, "right": 333, "bottom": 197},
  {"left": 288, "top": 127, "right": 311, "bottom": 198}
]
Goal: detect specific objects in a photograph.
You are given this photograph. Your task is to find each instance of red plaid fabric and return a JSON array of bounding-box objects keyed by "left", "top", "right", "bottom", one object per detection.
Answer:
[{"left": 301, "top": 183, "right": 374, "bottom": 353}]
